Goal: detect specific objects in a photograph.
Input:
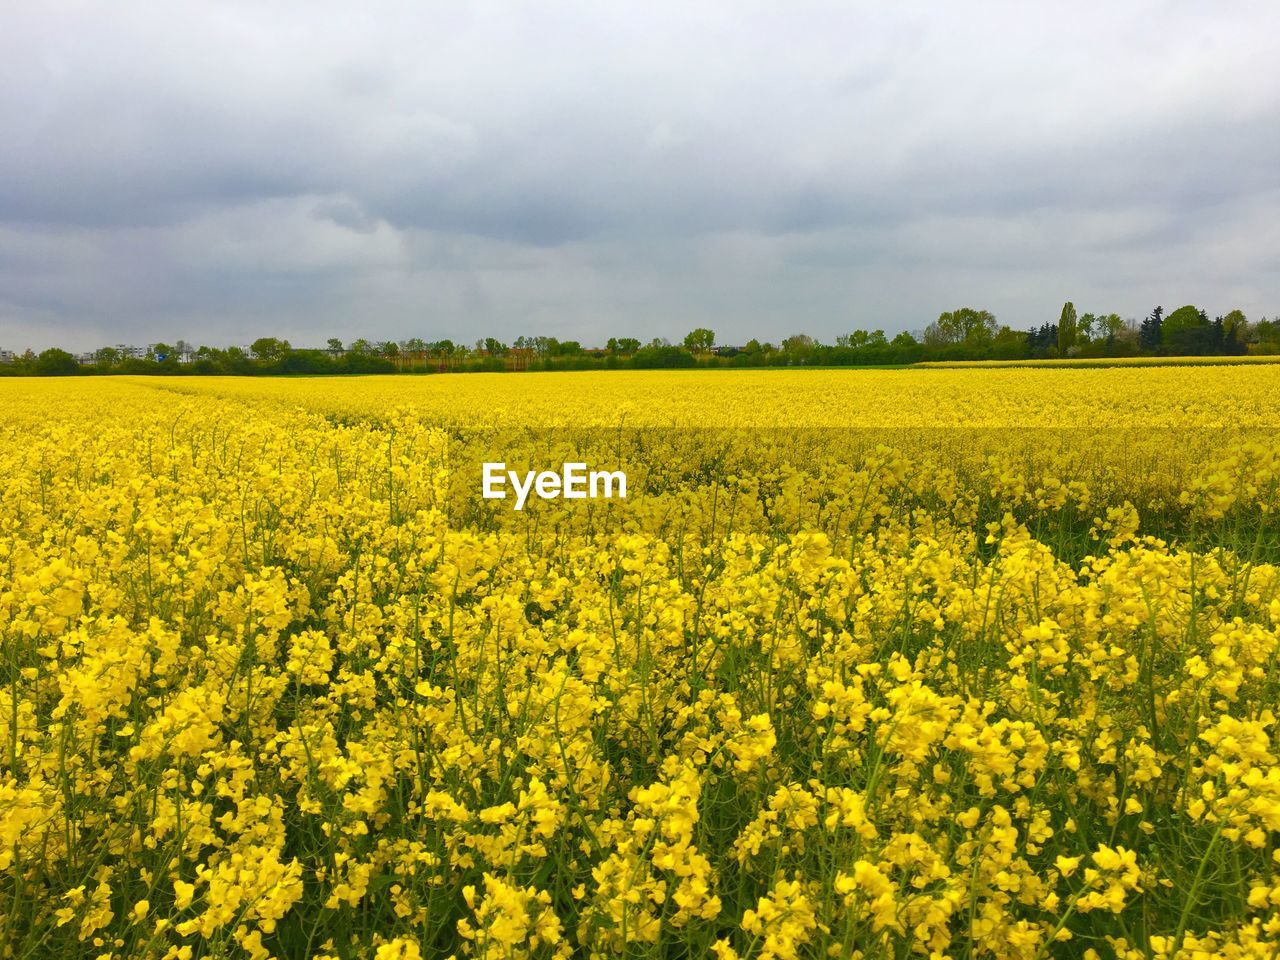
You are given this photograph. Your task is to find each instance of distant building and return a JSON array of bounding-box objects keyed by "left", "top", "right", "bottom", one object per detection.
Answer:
[
  {"left": 116, "top": 344, "right": 147, "bottom": 360},
  {"left": 0, "top": 348, "right": 15, "bottom": 364},
  {"left": 77, "top": 352, "right": 95, "bottom": 365}
]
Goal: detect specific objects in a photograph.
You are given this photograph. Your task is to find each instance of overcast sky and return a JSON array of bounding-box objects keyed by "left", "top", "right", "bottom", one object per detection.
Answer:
[{"left": 2, "top": 1, "right": 1278, "bottom": 351}]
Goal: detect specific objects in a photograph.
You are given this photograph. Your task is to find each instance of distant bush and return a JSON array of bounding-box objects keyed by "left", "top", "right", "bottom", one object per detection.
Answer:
[{"left": 632, "top": 345, "right": 696, "bottom": 368}]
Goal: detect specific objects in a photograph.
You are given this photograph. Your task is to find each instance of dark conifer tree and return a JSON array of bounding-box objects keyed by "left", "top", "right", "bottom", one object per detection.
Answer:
[{"left": 1138, "top": 306, "right": 1164, "bottom": 351}]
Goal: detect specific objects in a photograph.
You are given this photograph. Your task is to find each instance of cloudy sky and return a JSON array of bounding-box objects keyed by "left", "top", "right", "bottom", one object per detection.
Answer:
[{"left": 2, "top": 1, "right": 1278, "bottom": 351}]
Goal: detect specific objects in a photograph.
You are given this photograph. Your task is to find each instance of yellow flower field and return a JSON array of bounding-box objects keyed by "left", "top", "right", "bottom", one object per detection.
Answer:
[{"left": 2, "top": 370, "right": 1279, "bottom": 960}]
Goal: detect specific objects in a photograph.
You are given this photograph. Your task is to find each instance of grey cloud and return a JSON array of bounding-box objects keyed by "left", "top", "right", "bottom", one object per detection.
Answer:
[
  {"left": 0, "top": 0, "right": 1278, "bottom": 350},
  {"left": 314, "top": 198, "right": 380, "bottom": 234}
]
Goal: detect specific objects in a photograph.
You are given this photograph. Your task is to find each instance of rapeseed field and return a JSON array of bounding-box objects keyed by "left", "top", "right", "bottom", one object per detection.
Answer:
[{"left": 2, "top": 370, "right": 1279, "bottom": 960}]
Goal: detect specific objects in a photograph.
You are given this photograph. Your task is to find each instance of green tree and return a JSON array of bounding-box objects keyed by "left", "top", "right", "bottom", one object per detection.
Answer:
[
  {"left": 36, "top": 348, "right": 79, "bottom": 376},
  {"left": 781, "top": 333, "right": 815, "bottom": 352},
  {"left": 1222, "top": 309, "right": 1247, "bottom": 344},
  {"left": 1057, "top": 302, "right": 1077, "bottom": 356},
  {"left": 1138, "top": 307, "right": 1164, "bottom": 351},
  {"left": 250, "top": 337, "right": 291, "bottom": 361},
  {"left": 1162, "top": 305, "right": 1205, "bottom": 337},
  {"left": 1161, "top": 305, "right": 1212, "bottom": 354},
  {"left": 606, "top": 337, "right": 640, "bottom": 354},
  {"left": 1146, "top": 305, "right": 1167, "bottom": 350},
  {"left": 1077, "top": 312, "right": 1097, "bottom": 342},
  {"left": 991, "top": 325, "right": 1030, "bottom": 360},
  {"left": 326, "top": 338, "right": 344, "bottom": 353},
  {"left": 1099, "top": 313, "right": 1125, "bottom": 340},
  {"left": 929, "top": 308, "right": 997, "bottom": 347},
  {"left": 683, "top": 328, "right": 715, "bottom": 354},
  {"left": 839, "top": 330, "right": 880, "bottom": 349}
]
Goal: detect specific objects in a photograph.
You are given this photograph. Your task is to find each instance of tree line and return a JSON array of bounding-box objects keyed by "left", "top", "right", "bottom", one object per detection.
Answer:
[{"left": 5, "top": 304, "right": 1278, "bottom": 376}]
